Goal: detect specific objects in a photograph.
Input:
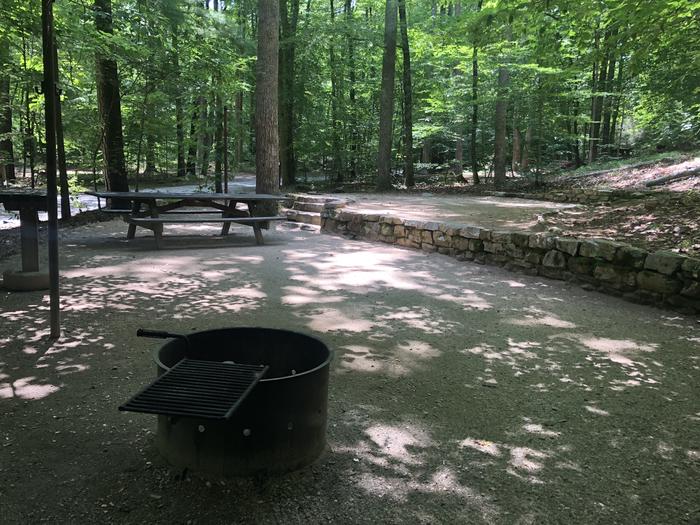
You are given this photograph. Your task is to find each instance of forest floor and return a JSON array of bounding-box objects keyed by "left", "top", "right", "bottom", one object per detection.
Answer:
[
  {"left": 0, "top": 220, "right": 698, "bottom": 524},
  {"left": 403, "top": 154, "right": 700, "bottom": 257}
]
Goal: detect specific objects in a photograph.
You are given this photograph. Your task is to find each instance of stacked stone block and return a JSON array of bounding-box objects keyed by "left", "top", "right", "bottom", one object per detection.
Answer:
[{"left": 321, "top": 209, "right": 700, "bottom": 314}]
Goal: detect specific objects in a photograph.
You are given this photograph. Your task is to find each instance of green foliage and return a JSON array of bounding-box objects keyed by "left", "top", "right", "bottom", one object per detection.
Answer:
[{"left": 0, "top": 0, "right": 697, "bottom": 187}]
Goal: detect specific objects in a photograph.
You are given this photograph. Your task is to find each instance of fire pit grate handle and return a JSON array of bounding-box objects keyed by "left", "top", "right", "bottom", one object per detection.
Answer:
[{"left": 137, "top": 328, "right": 192, "bottom": 357}]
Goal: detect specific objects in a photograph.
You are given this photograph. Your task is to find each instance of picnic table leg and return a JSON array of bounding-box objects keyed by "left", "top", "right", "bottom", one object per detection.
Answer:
[
  {"left": 126, "top": 201, "right": 141, "bottom": 239},
  {"left": 153, "top": 223, "right": 164, "bottom": 249},
  {"left": 221, "top": 200, "right": 239, "bottom": 236},
  {"left": 19, "top": 208, "right": 41, "bottom": 273},
  {"left": 253, "top": 224, "right": 264, "bottom": 245}
]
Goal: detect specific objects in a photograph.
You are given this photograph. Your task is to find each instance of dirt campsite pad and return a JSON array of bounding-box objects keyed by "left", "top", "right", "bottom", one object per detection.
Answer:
[{"left": 1, "top": 219, "right": 699, "bottom": 524}]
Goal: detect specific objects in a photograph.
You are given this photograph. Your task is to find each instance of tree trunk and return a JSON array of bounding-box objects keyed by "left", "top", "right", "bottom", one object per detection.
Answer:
[
  {"left": 610, "top": 58, "right": 624, "bottom": 146},
  {"left": 214, "top": 92, "right": 223, "bottom": 192},
  {"left": 173, "top": 34, "right": 186, "bottom": 177},
  {"left": 94, "top": 0, "right": 129, "bottom": 207},
  {"left": 255, "top": 0, "right": 280, "bottom": 197},
  {"left": 346, "top": 0, "right": 358, "bottom": 181},
  {"left": 421, "top": 138, "right": 430, "bottom": 163},
  {"left": 512, "top": 127, "right": 521, "bottom": 174},
  {"left": 54, "top": 43, "right": 70, "bottom": 218},
  {"left": 185, "top": 101, "right": 198, "bottom": 176},
  {"left": 588, "top": 31, "right": 606, "bottom": 163},
  {"left": 398, "top": 0, "right": 414, "bottom": 187},
  {"left": 493, "top": 65, "right": 508, "bottom": 186},
  {"left": 601, "top": 54, "right": 616, "bottom": 147},
  {"left": 329, "top": 0, "right": 343, "bottom": 184},
  {"left": 145, "top": 133, "right": 156, "bottom": 175},
  {"left": 470, "top": 0, "right": 483, "bottom": 185},
  {"left": 376, "top": 0, "right": 397, "bottom": 191},
  {"left": 199, "top": 97, "right": 211, "bottom": 177},
  {"left": 279, "top": 0, "right": 299, "bottom": 187},
  {"left": 521, "top": 125, "right": 532, "bottom": 172},
  {"left": 235, "top": 91, "right": 243, "bottom": 168},
  {"left": 0, "top": 37, "right": 16, "bottom": 182}
]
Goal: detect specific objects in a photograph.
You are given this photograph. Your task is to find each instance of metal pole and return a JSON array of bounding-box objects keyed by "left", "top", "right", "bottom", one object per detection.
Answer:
[
  {"left": 223, "top": 105, "right": 229, "bottom": 193},
  {"left": 41, "top": 0, "right": 60, "bottom": 339}
]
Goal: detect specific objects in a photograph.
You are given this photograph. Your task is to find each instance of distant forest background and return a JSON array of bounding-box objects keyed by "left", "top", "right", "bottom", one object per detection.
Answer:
[{"left": 0, "top": 0, "right": 698, "bottom": 192}]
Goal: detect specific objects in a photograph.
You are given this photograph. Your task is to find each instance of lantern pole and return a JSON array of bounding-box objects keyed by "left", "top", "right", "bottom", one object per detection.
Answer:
[{"left": 41, "top": 0, "right": 60, "bottom": 339}]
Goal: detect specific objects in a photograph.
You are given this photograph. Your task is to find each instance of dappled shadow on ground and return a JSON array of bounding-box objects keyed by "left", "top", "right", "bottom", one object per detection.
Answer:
[
  {"left": 0, "top": 221, "right": 698, "bottom": 523},
  {"left": 342, "top": 193, "right": 576, "bottom": 231}
]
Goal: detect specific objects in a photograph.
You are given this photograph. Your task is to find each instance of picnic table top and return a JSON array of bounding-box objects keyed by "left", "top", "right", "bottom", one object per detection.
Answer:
[
  {"left": 0, "top": 189, "right": 49, "bottom": 211},
  {"left": 84, "top": 190, "right": 289, "bottom": 202}
]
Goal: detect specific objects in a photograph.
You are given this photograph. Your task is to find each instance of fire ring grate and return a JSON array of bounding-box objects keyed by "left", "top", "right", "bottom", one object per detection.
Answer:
[{"left": 119, "top": 359, "right": 269, "bottom": 420}]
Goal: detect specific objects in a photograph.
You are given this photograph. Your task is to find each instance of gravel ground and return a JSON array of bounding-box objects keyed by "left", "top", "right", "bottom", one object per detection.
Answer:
[{"left": 0, "top": 219, "right": 698, "bottom": 524}]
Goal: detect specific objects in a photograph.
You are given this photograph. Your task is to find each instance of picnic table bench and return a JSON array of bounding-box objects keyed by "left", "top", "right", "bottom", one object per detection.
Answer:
[{"left": 86, "top": 191, "right": 289, "bottom": 249}]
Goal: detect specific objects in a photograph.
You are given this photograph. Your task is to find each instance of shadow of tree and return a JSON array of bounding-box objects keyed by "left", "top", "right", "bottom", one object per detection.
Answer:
[{"left": 0, "top": 220, "right": 697, "bottom": 523}]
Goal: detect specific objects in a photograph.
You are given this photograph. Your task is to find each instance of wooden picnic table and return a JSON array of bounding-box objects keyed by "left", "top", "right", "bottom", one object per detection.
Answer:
[
  {"left": 0, "top": 190, "right": 50, "bottom": 290},
  {"left": 85, "top": 191, "right": 289, "bottom": 249}
]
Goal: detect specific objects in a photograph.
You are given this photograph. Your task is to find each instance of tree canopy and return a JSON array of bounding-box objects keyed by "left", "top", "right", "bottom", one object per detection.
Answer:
[{"left": 0, "top": 0, "right": 697, "bottom": 190}]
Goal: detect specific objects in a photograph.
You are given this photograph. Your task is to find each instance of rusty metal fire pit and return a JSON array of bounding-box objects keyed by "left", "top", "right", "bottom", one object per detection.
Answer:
[{"left": 121, "top": 327, "right": 332, "bottom": 477}]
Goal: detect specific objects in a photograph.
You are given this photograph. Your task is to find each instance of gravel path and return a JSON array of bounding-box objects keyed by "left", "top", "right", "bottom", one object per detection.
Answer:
[{"left": 1, "top": 220, "right": 698, "bottom": 524}]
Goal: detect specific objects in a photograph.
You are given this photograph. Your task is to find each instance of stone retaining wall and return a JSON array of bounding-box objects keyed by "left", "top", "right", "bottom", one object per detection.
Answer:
[{"left": 321, "top": 209, "right": 700, "bottom": 314}]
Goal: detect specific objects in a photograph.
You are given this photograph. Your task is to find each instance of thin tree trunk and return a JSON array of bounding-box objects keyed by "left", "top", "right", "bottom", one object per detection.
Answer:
[
  {"left": 610, "top": 58, "right": 624, "bottom": 147},
  {"left": 145, "top": 132, "right": 156, "bottom": 175},
  {"left": 512, "top": 127, "right": 521, "bottom": 173},
  {"left": 346, "top": 0, "right": 358, "bottom": 181},
  {"left": 521, "top": 125, "right": 532, "bottom": 171},
  {"left": 255, "top": 0, "right": 280, "bottom": 198},
  {"left": 185, "top": 101, "right": 198, "bottom": 176},
  {"left": 421, "top": 138, "right": 430, "bottom": 163},
  {"left": 53, "top": 42, "right": 70, "bottom": 218},
  {"left": 199, "top": 97, "right": 211, "bottom": 177},
  {"left": 588, "top": 30, "right": 606, "bottom": 163},
  {"left": 494, "top": 64, "right": 508, "bottom": 186},
  {"left": 470, "top": 0, "right": 483, "bottom": 184},
  {"left": 94, "top": 0, "right": 129, "bottom": 207},
  {"left": 376, "top": 0, "right": 397, "bottom": 191},
  {"left": 279, "top": 0, "right": 299, "bottom": 187},
  {"left": 235, "top": 91, "right": 243, "bottom": 168},
  {"left": 329, "top": 0, "right": 343, "bottom": 183},
  {"left": 214, "top": 92, "right": 223, "bottom": 192},
  {"left": 398, "top": 0, "right": 414, "bottom": 187},
  {"left": 601, "top": 53, "right": 616, "bottom": 147},
  {"left": 0, "top": 37, "right": 16, "bottom": 181},
  {"left": 172, "top": 34, "right": 186, "bottom": 177}
]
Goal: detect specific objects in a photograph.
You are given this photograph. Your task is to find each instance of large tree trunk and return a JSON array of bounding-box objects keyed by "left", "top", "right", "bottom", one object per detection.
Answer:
[
  {"left": 0, "top": 37, "right": 16, "bottom": 182},
  {"left": 255, "top": 0, "right": 280, "bottom": 197},
  {"left": 398, "top": 0, "right": 414, "bottom": 187},
  {"left": 493, "top": 65, "right": 508, "bottom": 186},
  {"left": 279, "top": 0, "right": 299, "bottom": 187},
  {"left": 376, "top": 0, "right": 397, "bottom": 191},
  {"left": 94, "top": 0, "right": 129, "bottom": 206}
]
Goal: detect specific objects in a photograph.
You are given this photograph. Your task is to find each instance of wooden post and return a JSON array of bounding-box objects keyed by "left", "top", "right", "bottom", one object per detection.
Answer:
[{"left": 41, "top": 0, "right": 60, "bottom": 339}]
